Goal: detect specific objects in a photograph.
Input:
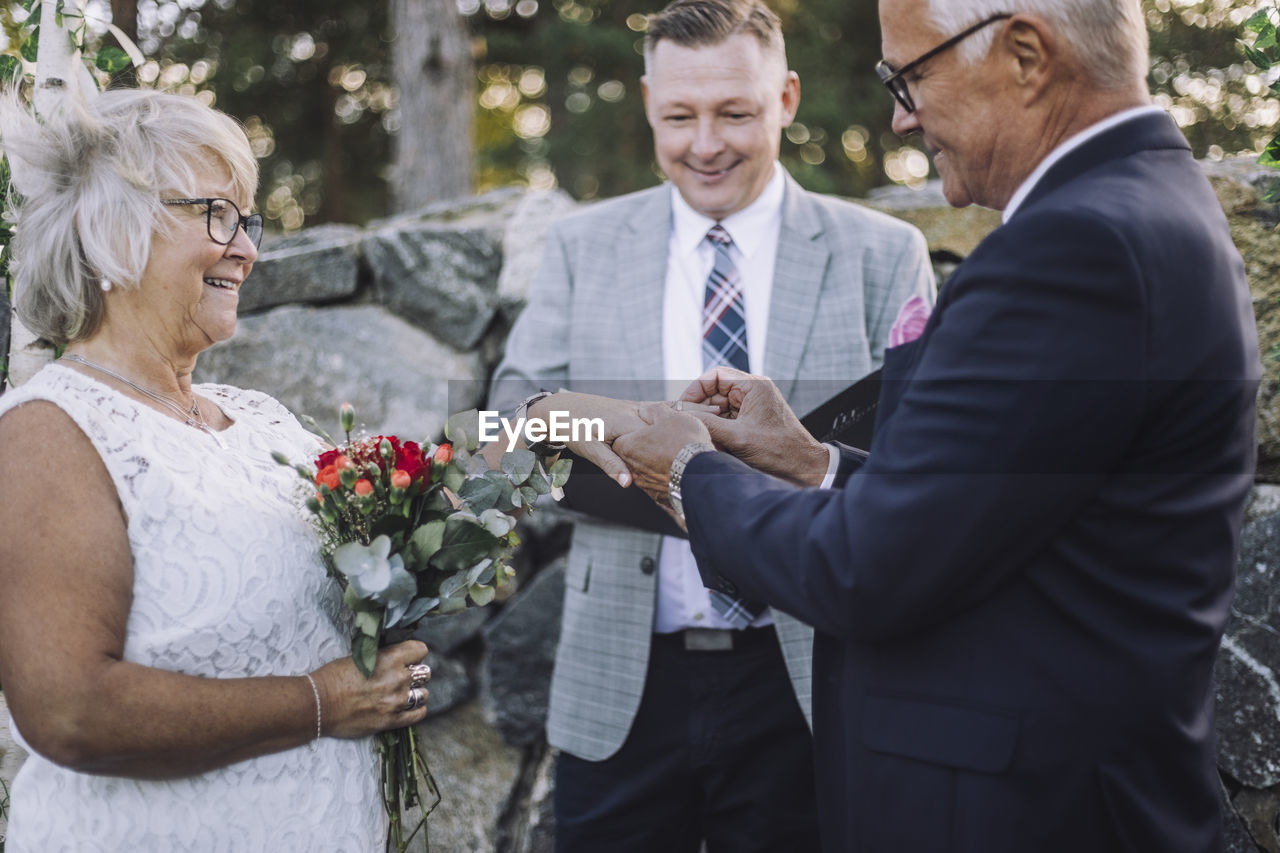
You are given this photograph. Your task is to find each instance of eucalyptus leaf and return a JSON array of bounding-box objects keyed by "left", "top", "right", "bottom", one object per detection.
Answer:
[
  {"left": 478, "top": 508, "right": 516, "bottom": 537},
  {"left": 437, "top": 596, "right": 467, "bottom": 614},
  {"left": 408, "top": 519, "right": 446, "bottom": 564},
  {"left": 432, "top": 514, "right": 500, "bottom": 573},
  {"left": 355, "top": 609, "right": 381, "bottom": 638},
  {"left": 457, "top": 474, "right": 504, "bottom": 513},
  {"left": 445, "top": 409, "right": 481, "bottom": 451},
  {"left": 468, "top": 584, "right": 496, "bottom": 607},
  {"left": 438, "top": 569, "right": 470, "bottom": 600},
  {"left": 510, "top": 489, "right": 524, "bottom": 508},
  {"left": 442, "top": 463, "right": 465, "bottom": 494},
  {"left": 520, "top": 485, "right": 540, "bottom": 507},
  {"left": 397, "top": 597, "right": 435, "bottom": 627},
  {"left": 353, "top": 634, "right": 378, "bottom": 678},
  {"left": 550, "top": 457, "right": 573, "bottom": 488},
  {"left": 526, "top": 461, "right": 551, "bottom": 494},
  {"left": 501, "top": 448, "right": 537, "bottom": 484},
  {"left": 466, "top": 454, "right": 490, "bottom": 476},
  {"left": 466, "top": 558, "right": 494, "bottom": 585}
]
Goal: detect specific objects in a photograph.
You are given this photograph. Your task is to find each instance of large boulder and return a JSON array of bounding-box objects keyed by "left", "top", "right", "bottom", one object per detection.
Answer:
[
  {"left": 1216, "top": 511, "right": 1280, "bottom": 788},
  {"left": 409, "top": 702, "right": 522, "bottom": 853},
  {"left": 1202, "top": 158, "right": 1280, "bottom": 482},
  {"left": 194, "top": 303, "right": 486, "bottom": 440},
  {"left": 480, "top": 559, "right": 565, "bottom": 746},
  {"left": 238, "top": 225, "right": 364, "bottom": 315}
]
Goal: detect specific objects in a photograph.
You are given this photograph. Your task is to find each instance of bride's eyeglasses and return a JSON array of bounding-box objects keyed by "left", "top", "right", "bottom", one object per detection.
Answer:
[{"left": 162, "top": 197, "right": 264, "bottom": 249}]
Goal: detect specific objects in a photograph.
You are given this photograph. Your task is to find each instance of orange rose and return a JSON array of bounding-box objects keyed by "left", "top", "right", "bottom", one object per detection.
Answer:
[
  {"left": 433, "top": 443, "right": 453, "bottom": 465},
  {"left": 354, "top": 479, "right": 374, "bottom": 497},
  {"left": 317, "top": 465, "right": 341, "bottom": 490},
  {"left": 390, "top": 469, "right": 412, "bottom": 490}
]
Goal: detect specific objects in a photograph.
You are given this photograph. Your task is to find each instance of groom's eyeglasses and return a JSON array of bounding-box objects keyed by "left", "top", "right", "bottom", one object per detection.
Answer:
[
  {"left": 162, "top": 197, "right": 264, "bottom": 249},
  {"left": 875, "top": 13, "right": 1012, "bottom": 113}
]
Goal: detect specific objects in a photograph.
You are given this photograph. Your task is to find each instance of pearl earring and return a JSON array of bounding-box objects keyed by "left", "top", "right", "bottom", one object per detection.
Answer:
[{"left": 100, "top": 278, "right": 112, "bottom": 292}]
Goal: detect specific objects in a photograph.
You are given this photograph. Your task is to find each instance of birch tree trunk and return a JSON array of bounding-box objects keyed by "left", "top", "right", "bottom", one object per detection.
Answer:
[
  {"left": 389, "top": 0, "right": 474, "bottom": 213},
  {"left": 6, "top": 0, "right": 89, "bottom": 389}
]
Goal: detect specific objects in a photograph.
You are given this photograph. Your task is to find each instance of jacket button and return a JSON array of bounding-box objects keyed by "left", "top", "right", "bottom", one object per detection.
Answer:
[
  {"left": 640, "top": 557, "right": 656, "bottom": 575},
  {"left": 719, "top": 578, "right": 738, "bottom": 595}
]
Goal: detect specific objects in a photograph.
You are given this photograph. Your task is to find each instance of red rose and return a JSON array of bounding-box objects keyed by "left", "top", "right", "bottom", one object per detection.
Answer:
[{"left": 393, "top": 441, "right": 429, "bottom": 487}]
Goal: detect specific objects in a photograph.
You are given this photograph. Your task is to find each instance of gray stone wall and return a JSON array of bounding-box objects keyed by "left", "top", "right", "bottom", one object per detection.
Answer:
[{"left": 3, "top": 164, "right": 1280, "bottom": 851}]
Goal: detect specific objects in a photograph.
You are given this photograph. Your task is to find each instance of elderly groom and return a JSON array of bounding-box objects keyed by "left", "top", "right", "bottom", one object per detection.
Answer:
[
  {"left": 488, "top": 0, "right": 933, "bottom": 849},
  {"left": 612, "top": 0, "right": 1261, "bottom": 851}
]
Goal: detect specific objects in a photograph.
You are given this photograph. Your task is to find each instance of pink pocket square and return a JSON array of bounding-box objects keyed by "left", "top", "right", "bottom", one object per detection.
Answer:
[{"left": 889, "top": 294, "right": 931, "bottom": 348}]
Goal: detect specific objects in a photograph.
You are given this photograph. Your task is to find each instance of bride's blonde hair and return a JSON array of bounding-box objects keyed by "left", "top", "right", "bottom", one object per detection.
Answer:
[{"left": 1, "top": 88, "right": 259, "bottom": 345}]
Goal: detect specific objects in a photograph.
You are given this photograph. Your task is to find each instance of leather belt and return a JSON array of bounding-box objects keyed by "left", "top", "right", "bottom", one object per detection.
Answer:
[{"left": 654, "top": 626, "right": 774, "bottom": 652}]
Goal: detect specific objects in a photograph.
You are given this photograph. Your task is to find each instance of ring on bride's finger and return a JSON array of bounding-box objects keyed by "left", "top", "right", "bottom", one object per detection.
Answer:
[
  {"left": 404, "top": 686, "right": 426, "bottom": 711},
  {"left": 408, "top": 663, "right": 432, "bottom": 685}
]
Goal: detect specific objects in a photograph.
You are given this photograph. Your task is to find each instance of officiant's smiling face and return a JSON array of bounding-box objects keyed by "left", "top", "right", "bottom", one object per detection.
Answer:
[{"left": 642, "top": 32, "right": 799, "bottom": 220}]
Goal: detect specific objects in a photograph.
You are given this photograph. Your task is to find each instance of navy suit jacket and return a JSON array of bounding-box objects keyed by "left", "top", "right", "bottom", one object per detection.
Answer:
[{"left": 686, "top": 112, "right": 1260, "bottom": 852}]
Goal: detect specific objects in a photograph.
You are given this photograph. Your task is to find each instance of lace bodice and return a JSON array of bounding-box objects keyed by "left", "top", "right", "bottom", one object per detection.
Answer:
[{"left": 0, "top": 364, "right": 384, "bottom": 852}]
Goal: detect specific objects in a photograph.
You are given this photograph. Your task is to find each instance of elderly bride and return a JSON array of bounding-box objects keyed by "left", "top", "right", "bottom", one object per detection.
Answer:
[{"left": 0, "top": 89, "right": 431, "bottom": 850}]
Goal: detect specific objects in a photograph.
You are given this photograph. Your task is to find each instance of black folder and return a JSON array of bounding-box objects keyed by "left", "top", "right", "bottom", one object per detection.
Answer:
[{"left": 557, "top": 369, "right": 883, "bottom": 538}]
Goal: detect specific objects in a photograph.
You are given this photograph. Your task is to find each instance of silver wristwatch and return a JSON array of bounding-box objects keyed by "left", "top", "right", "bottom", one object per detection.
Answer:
[
  {"left": 515, "top": 390, "right": 567, "bottom": 457},
  {"left": 668, "top": 442, "right": 716, "bottom": 524}
]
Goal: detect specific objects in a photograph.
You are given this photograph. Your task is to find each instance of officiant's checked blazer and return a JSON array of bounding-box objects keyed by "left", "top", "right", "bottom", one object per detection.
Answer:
[{"left": 490, "top": 171, "right": 934, "bottom": 760}]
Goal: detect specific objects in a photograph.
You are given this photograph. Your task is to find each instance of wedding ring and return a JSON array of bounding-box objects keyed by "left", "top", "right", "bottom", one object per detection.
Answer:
[
  {"left": 404, "top": 686, "right": 426, "bottom": 711},
  {"left": 408, "top": 663, "right": 432, "bottom": 688}
]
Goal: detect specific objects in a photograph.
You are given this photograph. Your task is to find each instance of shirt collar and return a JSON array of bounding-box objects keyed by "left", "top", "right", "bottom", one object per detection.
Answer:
[
  {"left": 671, "top": 161, "right": 786, "bottom": 260},
  {"left": 1002, "top": 105, "right": 1165, "bottom": 223}
]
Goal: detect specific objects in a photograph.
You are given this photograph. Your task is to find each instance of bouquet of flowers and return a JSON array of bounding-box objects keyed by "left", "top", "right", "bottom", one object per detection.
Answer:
[{"left": 275, "top": 403, "right": 570, "bottom": 852}]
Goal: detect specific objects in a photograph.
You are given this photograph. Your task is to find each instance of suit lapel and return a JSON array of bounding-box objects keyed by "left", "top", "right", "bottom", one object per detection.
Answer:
[
  {"left": 1021, "top": 111, "right": 1189, "bottom": 213},
  {"left": 617, "top": 186, "right": 672, "bottom": 385},
  {"left": 765, "top": 175, "right": 830, "bottom": 403}
]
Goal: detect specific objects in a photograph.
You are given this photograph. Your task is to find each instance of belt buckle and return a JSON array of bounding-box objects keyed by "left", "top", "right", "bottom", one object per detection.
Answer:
[{"left": 683, "top": 628, "right": 734, "bottom": 651}]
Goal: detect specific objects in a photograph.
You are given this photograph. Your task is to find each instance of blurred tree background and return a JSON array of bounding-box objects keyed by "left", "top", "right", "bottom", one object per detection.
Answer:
[{"left": 1, "top": 0, "right": 1277, "bottom": 233}]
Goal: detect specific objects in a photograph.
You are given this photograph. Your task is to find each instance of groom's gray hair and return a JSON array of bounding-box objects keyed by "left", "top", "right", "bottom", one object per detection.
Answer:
[{"left": 923, "top": 0, "right": 1148, "bottom": 90}]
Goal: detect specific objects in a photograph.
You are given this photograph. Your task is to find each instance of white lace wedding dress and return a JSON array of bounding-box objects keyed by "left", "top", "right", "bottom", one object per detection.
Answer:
[{"left": 0, "top": 363, "right": 385, "bottom": 852}]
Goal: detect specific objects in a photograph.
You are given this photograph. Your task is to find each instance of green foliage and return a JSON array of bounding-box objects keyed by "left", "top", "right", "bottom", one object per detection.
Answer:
[
  {"left": 1240, "top": 3, "right": 1280, "bottom": 198},
  {"left": 1, "top": 2, "right": 1275, "bottom": 229}
]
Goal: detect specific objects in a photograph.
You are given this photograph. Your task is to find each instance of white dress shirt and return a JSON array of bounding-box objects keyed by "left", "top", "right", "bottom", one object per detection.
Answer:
[{"left": 654, "top": 162, "right": 786, "bottom": 633}]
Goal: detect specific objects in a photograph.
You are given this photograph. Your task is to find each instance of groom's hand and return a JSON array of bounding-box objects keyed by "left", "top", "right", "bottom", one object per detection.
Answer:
[
  {"left": 681, "top": 367, "right": 830, "bottom": 487},
  {"left": 612, "top": 403, "right": 714, "bottom": 515}
]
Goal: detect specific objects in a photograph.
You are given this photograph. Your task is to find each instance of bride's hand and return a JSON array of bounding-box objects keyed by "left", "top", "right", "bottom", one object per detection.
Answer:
[{"left": 310, "top": 640, "right": 430, "bottom": 738}]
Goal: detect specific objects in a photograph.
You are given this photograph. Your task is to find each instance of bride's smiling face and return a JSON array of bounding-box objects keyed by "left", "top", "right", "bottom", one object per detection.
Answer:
[{"left": 135, "top": 158, "right": 258, "bottom": 355}]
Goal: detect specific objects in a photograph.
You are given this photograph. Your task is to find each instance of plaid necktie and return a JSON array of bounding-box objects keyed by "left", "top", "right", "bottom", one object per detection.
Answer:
[{"left": 700, "top": 224, "right": 766, "bottom": 627}]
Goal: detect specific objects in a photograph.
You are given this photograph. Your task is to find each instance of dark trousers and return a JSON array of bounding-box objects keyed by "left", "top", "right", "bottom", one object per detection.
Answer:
[{"left": 554, "top": 626, "right": 820, "bottom": 853}]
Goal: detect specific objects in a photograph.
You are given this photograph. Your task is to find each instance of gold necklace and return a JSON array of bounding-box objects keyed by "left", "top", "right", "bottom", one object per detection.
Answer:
[{"left": 61, "top": 353, "right": 223, "bottom": 444}]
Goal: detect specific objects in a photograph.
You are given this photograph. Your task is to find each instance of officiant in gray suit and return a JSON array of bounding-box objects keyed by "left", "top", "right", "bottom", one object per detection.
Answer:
[{"left": 488, "top": 1, "right": 933, "bottom": 849}]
